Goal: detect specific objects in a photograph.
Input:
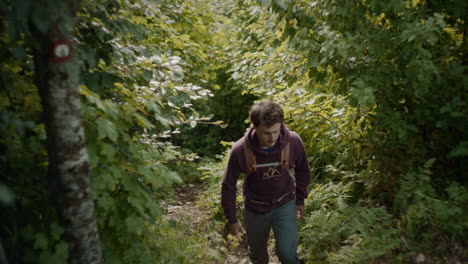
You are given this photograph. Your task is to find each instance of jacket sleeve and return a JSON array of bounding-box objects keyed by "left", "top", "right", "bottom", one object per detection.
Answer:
[
  {"left": 293, "top": 134, "right": 311, "bottom": 206},
  {"left": 221, "top": 146, "right": 243, "bottom": 224}
]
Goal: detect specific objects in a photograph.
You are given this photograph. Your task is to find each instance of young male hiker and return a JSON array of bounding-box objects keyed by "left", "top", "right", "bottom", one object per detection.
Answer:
[{"left": 221, "top": 100, "right": 311, "bottom": 264}]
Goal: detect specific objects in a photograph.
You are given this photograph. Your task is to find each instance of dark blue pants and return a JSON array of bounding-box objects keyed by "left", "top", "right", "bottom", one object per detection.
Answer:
[{"left": 243, "top": 200, "right": 299, "bottom": 264}]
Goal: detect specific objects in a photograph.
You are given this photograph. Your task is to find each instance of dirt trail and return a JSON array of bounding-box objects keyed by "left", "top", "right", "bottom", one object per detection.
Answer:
[
  {"left": 164, "top": 183, "right": 208, "bottom": 229},
  {"left": 163, "top": 183, "right": 280, "bottom": 264}
]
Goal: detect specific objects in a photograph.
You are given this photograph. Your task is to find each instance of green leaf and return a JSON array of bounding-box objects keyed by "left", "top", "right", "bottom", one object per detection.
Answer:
[
  {"left": 31, "top": 3, "right": 49, "bottom": 33},
  {"left": 167, "top": 170, "right": 182, "bottom": 183},
  {"left": 448, "top": 141, "right": 468, "bottom": 157},
  {"left": 54, "top": 242, "right": 69, "bottom": 262},
  {"left": 260, "top": 0, "right": 271, "bottom": 7},
  {"left": 38, "top": 241, "right": 68, "bottom": 264},
  {"left": 134, "top": 113, "right": 155, "bottom": 129},
  {"left": 155, "top": 113, "right": 173, "bottom": 128},
  {"left": 125, "top": 216, "right": 144, "bottom": 235},
  {"left": 274, "top": 0, "right": 287, "bottom": 10},
  {"left": 50, "top": 223, "right": 64, "bottom": 241},
  {"left": 0, "top": 184, "right": 14, "bottom": 205},
  {"left": 96, "top": 118, "right": 118, "bottom": 142},
  {"left": 140, "top": 166, "right": 160, "bottom": 188},
  {"left": 34, "top": 233, "right": 48, "bottom": 250},
  {"left": 100, "top": 143, "right": 116, "bottom": 159},
  {"left": 97, "top": 193, "right": 115, "bottom": 211}
]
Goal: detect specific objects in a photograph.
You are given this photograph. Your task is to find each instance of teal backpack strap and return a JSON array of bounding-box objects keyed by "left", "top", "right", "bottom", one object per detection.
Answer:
[{"left": 243, "top": 137, "right": 256, "bottom": 174}]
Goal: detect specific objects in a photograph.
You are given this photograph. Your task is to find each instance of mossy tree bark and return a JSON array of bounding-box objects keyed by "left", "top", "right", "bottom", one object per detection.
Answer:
[{"left": 33, "top": 1, "right": 103, "bottom": 263}]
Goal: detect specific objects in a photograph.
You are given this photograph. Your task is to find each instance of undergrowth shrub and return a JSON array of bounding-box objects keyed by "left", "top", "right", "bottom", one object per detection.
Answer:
[
  {"left": 394, "top": 159, "right": 468, "bottom": 259},
  {"left": 197, "top": 146, "right": 232, "bottom": 222},
  {"left": 147, "top": 217, "right": 219, "bottom": 264},
  {"left": 300, "top": 181, "right": 401, "bottom": 264}
]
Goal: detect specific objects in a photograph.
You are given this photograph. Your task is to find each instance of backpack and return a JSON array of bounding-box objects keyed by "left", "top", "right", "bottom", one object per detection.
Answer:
[{"left": 243, "top": 137, "right": 290, "bottom": 175}]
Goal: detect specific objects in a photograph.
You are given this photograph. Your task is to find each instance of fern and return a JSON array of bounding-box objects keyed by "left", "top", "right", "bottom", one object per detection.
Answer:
[{"left": 300, "top": 182, "right": 400, "bottom": 263}]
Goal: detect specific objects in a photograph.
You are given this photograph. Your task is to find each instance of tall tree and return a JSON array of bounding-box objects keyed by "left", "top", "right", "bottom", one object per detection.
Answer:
[{"left": 32, "top": 1, "right": 103, "bottom": 263}]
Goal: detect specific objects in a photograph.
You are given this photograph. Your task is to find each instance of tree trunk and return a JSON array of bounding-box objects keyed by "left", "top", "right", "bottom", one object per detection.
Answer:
[{"left": 33, "top": 1, "right": 103, "bottom": 263}]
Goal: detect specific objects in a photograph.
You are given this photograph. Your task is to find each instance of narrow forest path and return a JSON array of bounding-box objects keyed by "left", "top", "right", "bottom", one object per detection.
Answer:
[
  {"left": 163, "top": 182, "right": 281, "bottom": 264},
  {"left": 164, "top": 183, "right": 209, "bottom": 232}
]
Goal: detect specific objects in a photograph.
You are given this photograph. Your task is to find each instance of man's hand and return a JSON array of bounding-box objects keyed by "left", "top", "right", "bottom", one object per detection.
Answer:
[
  {"left": 296, "top": 205, "right": 304, "bottom": 219},
  {"left": 229, "top": 222, "right": 245, "bottom": 237}
]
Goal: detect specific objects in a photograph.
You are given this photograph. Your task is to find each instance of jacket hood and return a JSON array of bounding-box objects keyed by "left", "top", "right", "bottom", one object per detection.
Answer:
[{"left": 244, "top": 123, "right": 290, "bottom": 155}]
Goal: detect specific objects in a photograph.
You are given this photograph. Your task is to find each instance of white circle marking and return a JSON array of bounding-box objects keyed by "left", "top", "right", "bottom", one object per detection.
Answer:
[{"left": 54, "top": 44, "right": 70, "bottom": 58}]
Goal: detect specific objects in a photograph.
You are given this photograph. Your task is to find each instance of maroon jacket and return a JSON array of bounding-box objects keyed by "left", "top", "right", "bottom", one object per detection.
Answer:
[{"left": 221, "top": 124, "right": 311, "bottom": 224}]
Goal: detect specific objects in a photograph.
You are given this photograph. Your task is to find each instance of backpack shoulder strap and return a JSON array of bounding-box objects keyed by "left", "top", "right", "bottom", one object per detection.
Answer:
[
  {"left": 282, "top": 141, "right": 295, "bottom": 188},
  {"left": 243, "top": 137, "right": 256, "bottom": 174},
  {"left": 281, "top": 141, "right": 290, "bottom": 170}
]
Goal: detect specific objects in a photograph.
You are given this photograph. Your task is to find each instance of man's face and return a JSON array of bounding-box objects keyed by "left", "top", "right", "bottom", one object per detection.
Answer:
[{"left": 255, "top": 122, "right": 282, "bottom": 149}]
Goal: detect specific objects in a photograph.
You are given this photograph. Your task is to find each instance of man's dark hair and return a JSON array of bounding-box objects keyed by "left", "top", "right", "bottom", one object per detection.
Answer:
[{"left": 249, "top": 100, "right": 284, "bottom": 127}]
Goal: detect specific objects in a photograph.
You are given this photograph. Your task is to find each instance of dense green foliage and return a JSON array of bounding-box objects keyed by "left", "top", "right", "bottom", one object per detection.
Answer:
[
  {"left": 1, "top": 0, "right": 224, "bottom": 262},
  {"left": 1, "top": 0, "right": 466, "bottom": 263}
]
